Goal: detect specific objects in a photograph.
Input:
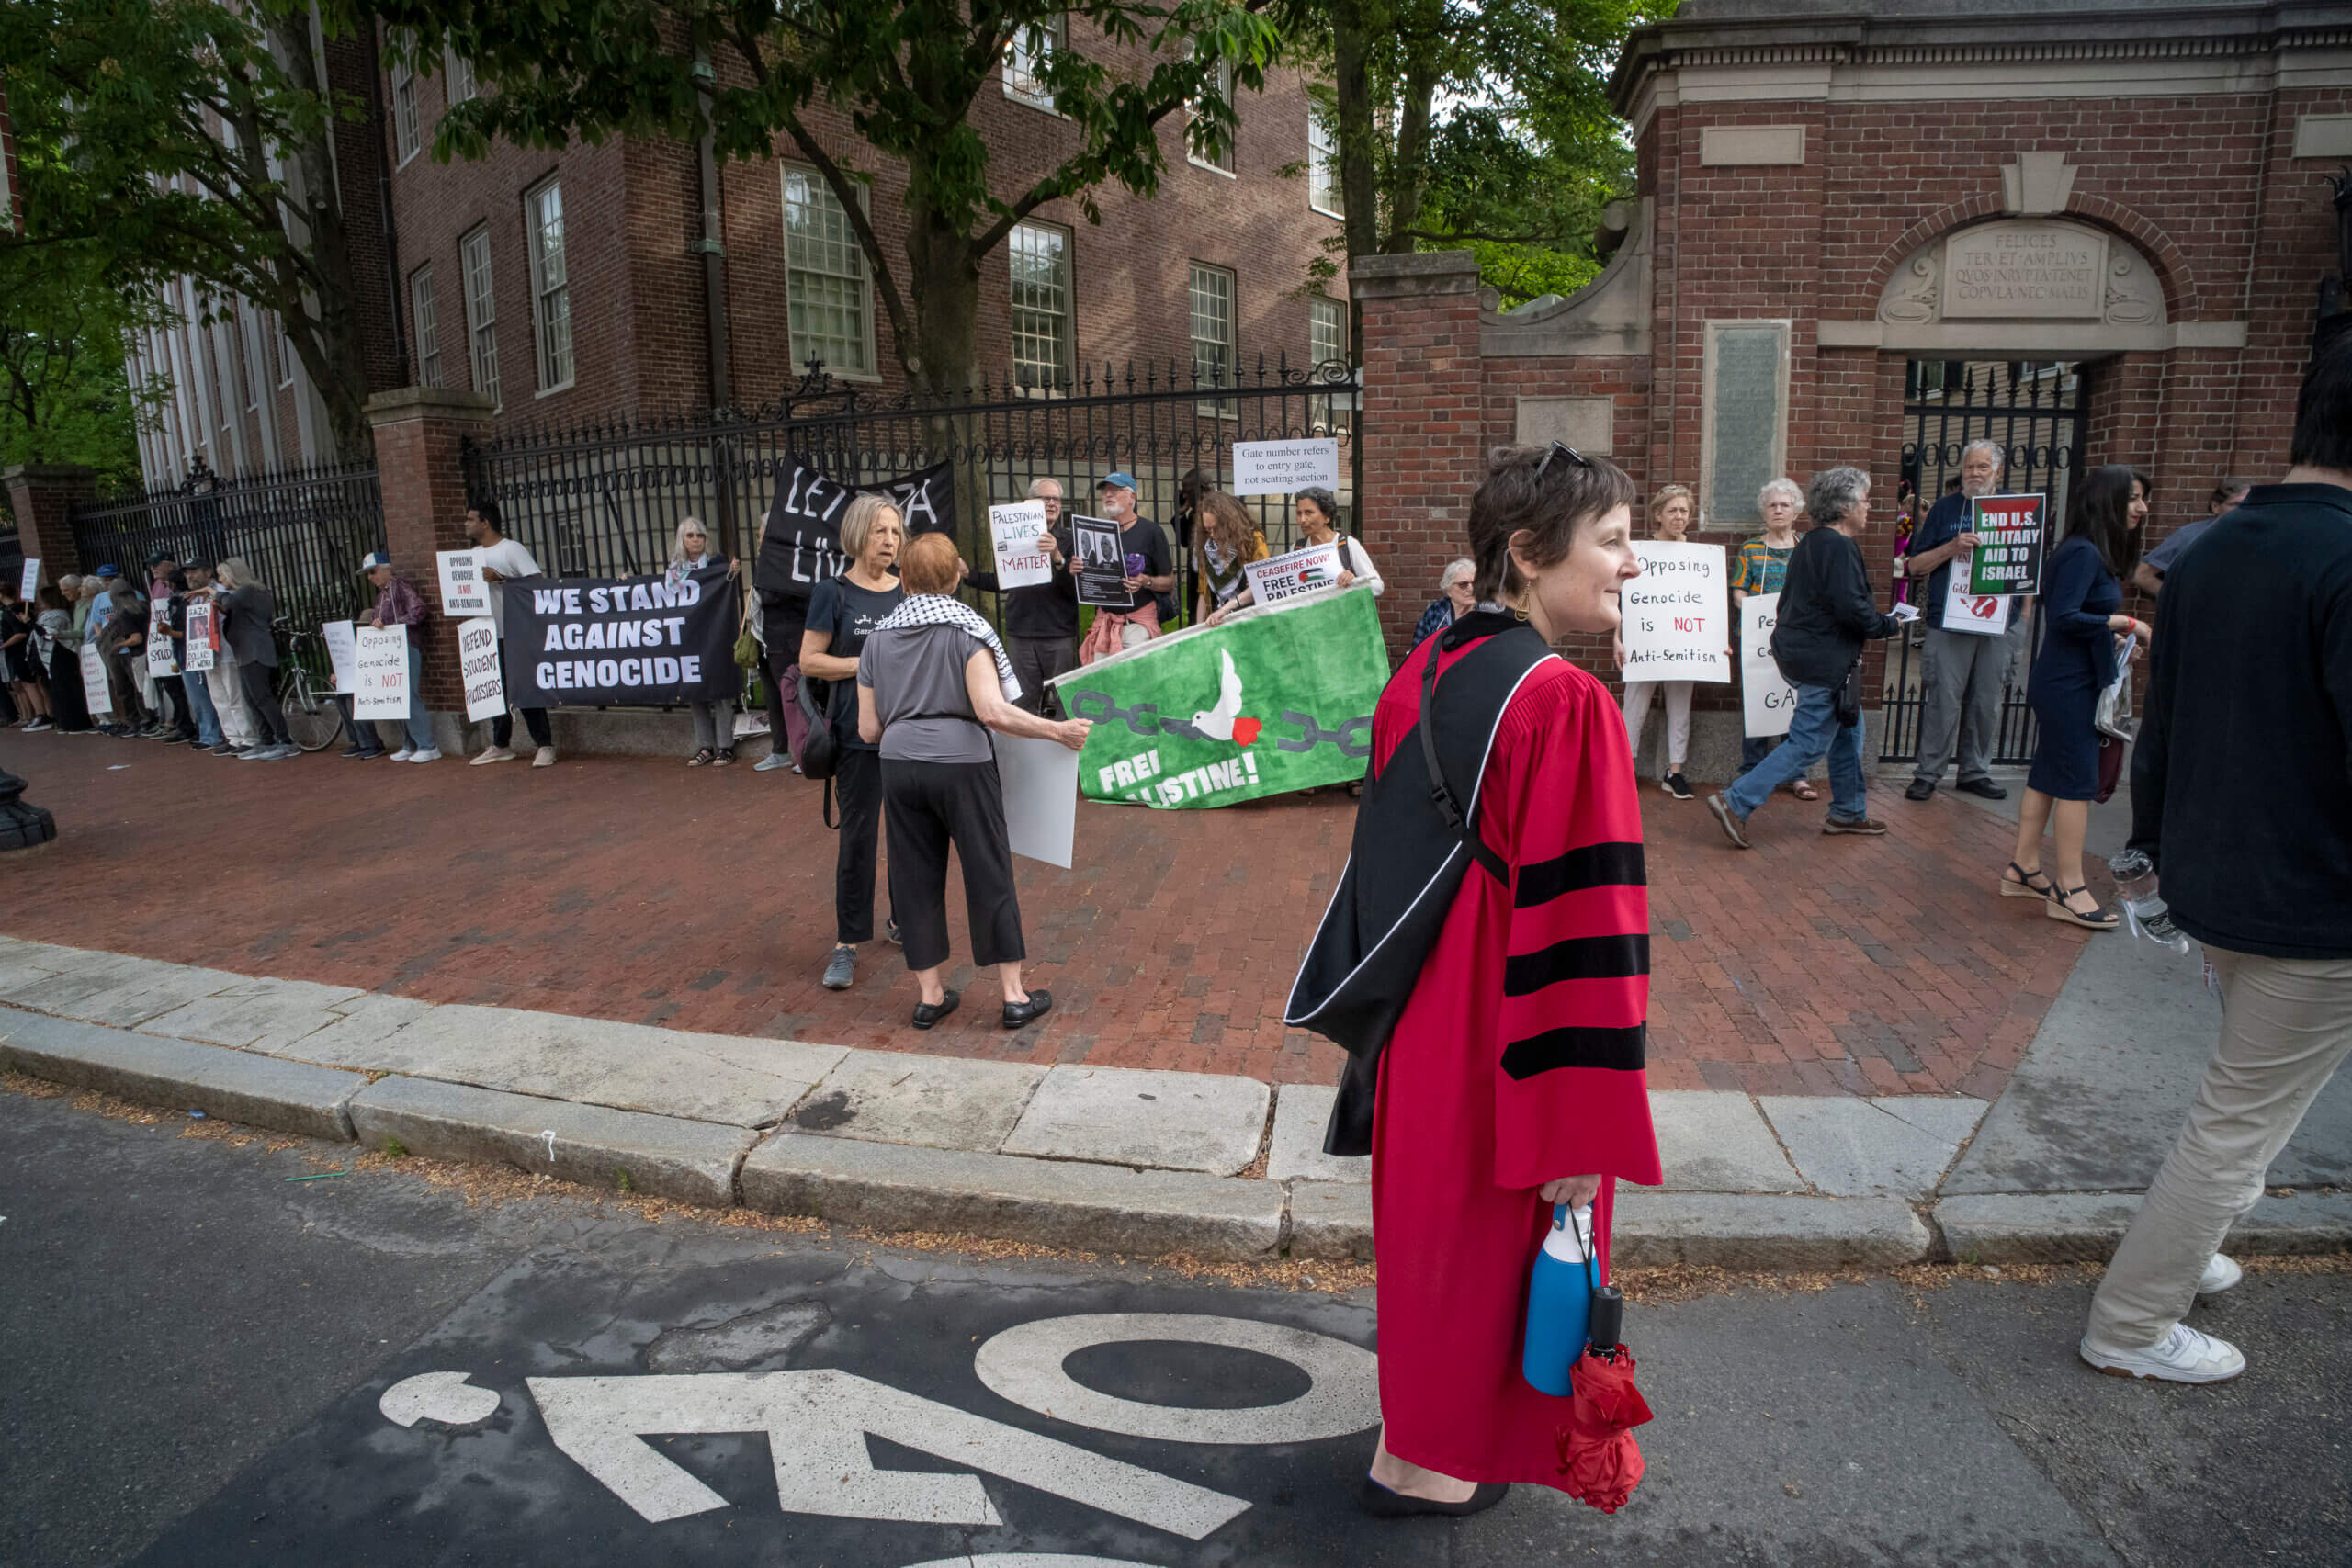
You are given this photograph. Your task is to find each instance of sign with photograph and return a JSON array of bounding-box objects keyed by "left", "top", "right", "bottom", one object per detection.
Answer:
[
  {"left": 1070, "top": 515, "right": 1132, "bottom": 609},
  {"left": 988, "top": 500, "right": 1055, "bottom": 590},
  {"left": 1231, "top": 438, "right": 1341, "bottom": 496},
  {"left": 1242, "top": 542, "right": 1344, "bottom": 608},
  {"left": 183, "top": 601, "right": 217, "bottom": 671},
  {"left": 1622, "top": 541, "right": 1731, "bottom": 682}
]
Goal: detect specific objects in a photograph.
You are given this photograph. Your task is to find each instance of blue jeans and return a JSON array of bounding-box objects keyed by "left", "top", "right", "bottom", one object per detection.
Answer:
[
  {"left": 402, "top": 643, "right": 434, "bottom": 751},
  {"left": 1723, "top": 682, "right": 1868, "bottom": 822},
  {"left": 1739, "top": 733, "right": 1780, "bottom": 774},
  {"left": 181, "top": 658, "right": 223, "bottom": 747}
]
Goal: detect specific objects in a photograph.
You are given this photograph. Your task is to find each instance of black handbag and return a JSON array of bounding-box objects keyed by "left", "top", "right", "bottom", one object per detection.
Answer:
[
  {"left": 1834, "top": 661, "right": 1863, "bottom": 728},
  {"left": 797, "top": 676, "right": 838, "bottom": 780}
]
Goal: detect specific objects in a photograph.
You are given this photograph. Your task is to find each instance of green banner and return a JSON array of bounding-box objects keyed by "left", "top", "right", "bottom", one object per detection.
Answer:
[{"left": 1052, "top": 588, "right": 1390, "bottom": 807}]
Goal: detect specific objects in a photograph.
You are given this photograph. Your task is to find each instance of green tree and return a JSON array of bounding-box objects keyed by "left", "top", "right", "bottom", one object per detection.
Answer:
[
  {"left": 0, "top": 260, "right": 158, "bottom": 501},
  {"left": 0, "top": 0, "right": 380, "bottom": 458},
  {"left": 353, "top": 0, "right": 1284, "bottom": 396}
]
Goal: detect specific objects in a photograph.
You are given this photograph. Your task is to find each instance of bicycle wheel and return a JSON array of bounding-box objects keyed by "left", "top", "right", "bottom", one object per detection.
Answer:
[{"left": 278, "top": 668, "right": 346, "bottom": 753}]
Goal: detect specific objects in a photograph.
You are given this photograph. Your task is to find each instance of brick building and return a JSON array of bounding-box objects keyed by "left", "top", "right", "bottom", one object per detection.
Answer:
[
  {"left": 127, "top": 20, "right": 1350, "bottom": 487},
  {"left": 1356, "top": 0, "right": 2352, "bottom": 776}
]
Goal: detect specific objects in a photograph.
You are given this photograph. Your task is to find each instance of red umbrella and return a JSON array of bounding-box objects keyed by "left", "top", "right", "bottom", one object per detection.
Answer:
[{"left": 1555, "top": 1337, "right": 1653, "bottom": 1514}]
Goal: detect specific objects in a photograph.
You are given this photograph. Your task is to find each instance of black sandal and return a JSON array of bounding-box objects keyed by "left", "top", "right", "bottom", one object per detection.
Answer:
[
  {"left": 687, "top": 748, "right": 715, "bottom": 767},
  {"left": 1999, "top": 861, "right": 2053, "bottom": 900},
  {"left": 715, "top": 748, "right": 737, "bottom": 765},
  {"left": 2046, "top": 886, "right": 2119, "bottom": 930}
]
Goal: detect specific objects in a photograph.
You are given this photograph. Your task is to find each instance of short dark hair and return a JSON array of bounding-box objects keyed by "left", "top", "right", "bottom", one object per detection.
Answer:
[
  {"left": 2291, "top": 332, "right": 2352, "bottom": 470},
  {"left": 2209, "top": 476, "right": 2257, "bottom": 513},
  {"left": 469, "top": 498, "right": 503, "bottom": 532},
  {"left": 1467, "top": 446, "right": 1638, "bottom": 602},
  {"left": 2071, "top": 465, "right": 2151, "bottom": 578}
]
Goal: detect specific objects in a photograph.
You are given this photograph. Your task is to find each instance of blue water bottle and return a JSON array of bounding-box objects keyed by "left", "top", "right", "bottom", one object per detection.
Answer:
[{"left": 1522, "top": 1203, "right": 1597, "bottom": 1395}]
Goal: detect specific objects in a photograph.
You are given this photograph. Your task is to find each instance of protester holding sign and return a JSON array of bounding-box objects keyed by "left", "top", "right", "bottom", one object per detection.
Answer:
[
  {"left": 966, "top": 478, "right": 1080, "bottom": 716},
  {"left": 215, "top": 557, "right": 297, "bottom": 761},
  {"left": 801, "top": 495, "right": 907, "bottom": 992},
  {"left": 1204, "top": 485, "right": 1381, "bottom": 626},
  {"left": 1905, "top": 439, "right": 2030, "bottom": 803},
  {"left": 362, "top": 552, "right": 437, "bottom": 761},
  {"left": 95, "top": 591, "right": 154, "bottom": 738},
  {"left": 664, "top": 517, "right": 743, "bottom": 766},
  {"left": 1617, "top": 484, "right": 1716, "bottom": 800},
  {"left": 1728, "top": 478, "right": 1814, "bottom": 797},
  {"left": 856, "top": 533, "right": 1091, "bottom": 1030},
  {"left": 0, "top": 585, "right": 54, "bottom": 732},
  {"left": 185, "top": 562, "right": 258, "bottom": 754},
  {"left": 34, "top": 586, "right": 92, "bottom": 734},
  {"left": 1193, "top": 491, "right": 1269, "bottom": 624},
  {"left": 1074, "top": 473, "right": 1174, "bottom": 662},
  {"left": 144, "top": 553, "right": 202, "bottom": 745},
  {"left": 464, "top": 502, "right": 558, "bottom": 769},
  {"left": 2005, "top": 468, "right": 2152, "bottom": 927}
]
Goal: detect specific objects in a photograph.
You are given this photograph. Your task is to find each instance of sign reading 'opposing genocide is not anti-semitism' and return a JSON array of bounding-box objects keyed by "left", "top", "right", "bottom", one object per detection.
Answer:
[
  {"left": 353, "top": 626, "right": 411, "bottom": 720},
  {"left": 437, "top": 550, "right": 492, "bottom": 616},
  {"left": 1962, "top": 492, "right": 2049, "bottom": 596},
  {"left": 1051, "top": 587, "right": 1388, "bottom": 808},
  {"left": 499, "top": 565, "right": 740, "bottom": 707},
  {"left": 752, "top": 460, "right": 956, "bottom": 608},
  {"left": 1622, "top": 541, "right": 1731, "bottom": 682}
]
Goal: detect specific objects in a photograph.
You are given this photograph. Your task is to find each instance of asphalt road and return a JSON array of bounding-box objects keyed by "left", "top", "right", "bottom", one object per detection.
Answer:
[{"left": 5, "top": 1086, "right": 2346, "bottom": 1568}]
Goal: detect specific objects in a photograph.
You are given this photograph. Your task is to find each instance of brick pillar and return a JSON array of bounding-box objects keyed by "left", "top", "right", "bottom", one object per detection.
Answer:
[
  {"left": 365, "top": 387, "right": 495, "bottom": 744},
  {"left": 1352, "top": 251, "right": 1486, "bottom": 655},
  {"left": 3, "top": 464, "right": 99, "bottom": 594}
]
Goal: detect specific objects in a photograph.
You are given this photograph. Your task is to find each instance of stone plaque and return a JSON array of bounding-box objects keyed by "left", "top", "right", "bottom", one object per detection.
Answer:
[
  {"left": 1941, "top": 224, "right": 2108, "bottom": 320},
  {"left": 1515, "top": 395, "right": 1613, "bottom": 455},
  {"left": 1702, "top": 322, "right": 1788, "bottom": 527}
]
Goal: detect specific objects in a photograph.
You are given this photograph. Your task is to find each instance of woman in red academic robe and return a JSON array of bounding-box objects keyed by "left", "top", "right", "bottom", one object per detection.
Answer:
[{"left": 1363, "top": 444, "right": 1663, "bottom": 1515}]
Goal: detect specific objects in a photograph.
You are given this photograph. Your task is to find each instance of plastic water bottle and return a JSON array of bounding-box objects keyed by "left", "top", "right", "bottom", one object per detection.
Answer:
[
  {"left": 2109, "top": 849, "right": 2192, "bottom": 955},
  {"left": 1522, "top": 1204, "right": 1596, "bottom": 1395}
]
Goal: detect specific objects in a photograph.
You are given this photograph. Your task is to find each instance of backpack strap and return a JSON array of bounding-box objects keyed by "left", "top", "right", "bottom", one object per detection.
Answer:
[{"left": 1415, "top": 635, "right": 1514, "bottom": 885}]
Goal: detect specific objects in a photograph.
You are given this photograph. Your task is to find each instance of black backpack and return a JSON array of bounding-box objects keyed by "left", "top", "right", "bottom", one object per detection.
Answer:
[{"left": 1284, "top": 615, "right": 1555, "bottom": 1156}]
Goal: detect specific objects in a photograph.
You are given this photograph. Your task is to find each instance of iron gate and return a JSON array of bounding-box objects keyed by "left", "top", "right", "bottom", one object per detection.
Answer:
[{"left": 1880, "top": 359, "right": 2086, "bottom": 765}]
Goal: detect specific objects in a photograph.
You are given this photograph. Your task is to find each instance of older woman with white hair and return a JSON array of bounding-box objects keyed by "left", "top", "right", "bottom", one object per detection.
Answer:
[
  {"left": 1728, "top": 476, "right": 1817, "bottom": 799},
  {"left": 1412, "top": 558, "right": 1476, "bottom": 645},
  {"left": 213, "top": 557, "right": 297, "bottom": 760},
  {"left": 1618, "top": 483, "right": 1702, "bottom": 799},
  {"left": 667, "top": 515, "right": 744, "bottom": 765}
]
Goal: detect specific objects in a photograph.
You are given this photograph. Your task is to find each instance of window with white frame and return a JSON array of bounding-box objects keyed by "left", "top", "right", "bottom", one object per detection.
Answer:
[
  {"left": 389, "top": 41, "right": 421, "bottom": 164},
  {"left": 411, "top": 265, "right": 444, "bottom": 388},
  {"left": 444, "top": 46, "right": 476, "bottom": 106},
  {"left": 524, "top": 179, "right": 574, "bottom": 392},
  {"left": 1187, "top": 53, "right": 1237, "bottom": 175},
  {"left": 240, "top": 306, "right": 268, "bottom": 410},
  {"left": 1189, "top": 262, "right": 1236, "bottom": 413},
  {"left": 1308, "top": 110, "right": 1343, "bottom": 218},
  {"left": 1308, "top": 294, "right": 1350, "bottom": 431},
  {"left": 782, "top": 166, "right": 875, "bottom": 378},
  {"left": 276, "top": 311, "right": 295, "bottom": 389},
  {"left": 1009, "top": 222, "right": 1073, "bottom": 392},
  {"left": 460, "top": 226, "right": 501, "bottom": 409},
  {"left": 1003, "top": 16, "right": 1063, "bottom": 110}
]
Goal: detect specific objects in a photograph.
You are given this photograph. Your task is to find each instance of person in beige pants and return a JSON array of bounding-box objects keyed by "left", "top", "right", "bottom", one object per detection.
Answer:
[{"left": 2078, "top": 338, "right": 2352, "bottom": 1383}]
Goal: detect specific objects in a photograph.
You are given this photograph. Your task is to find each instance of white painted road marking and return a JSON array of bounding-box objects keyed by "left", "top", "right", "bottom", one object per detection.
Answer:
[
  {"left": 526, "top": 1368, "right": 1250, "bottom": 1538},
  {"left": 974, "top": 1313, "right": 1380, "bottom": 1445},
  {"left": 379, "top": 1371, "right": 501, "bottom": 1428}
]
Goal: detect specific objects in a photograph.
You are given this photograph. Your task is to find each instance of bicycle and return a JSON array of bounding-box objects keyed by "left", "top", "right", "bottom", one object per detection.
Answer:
[{"left": 276, "top": 623, "right": 347, "bottom": 753}]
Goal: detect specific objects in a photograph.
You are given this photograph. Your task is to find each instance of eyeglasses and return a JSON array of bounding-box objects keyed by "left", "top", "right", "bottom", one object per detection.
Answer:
[{"left": 1535, "top": 441, "right": 1590, "bottom": 479}]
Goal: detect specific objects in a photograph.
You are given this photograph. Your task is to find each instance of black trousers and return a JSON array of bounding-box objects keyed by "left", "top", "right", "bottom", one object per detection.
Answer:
[
  {"left": 492, "top": 707, "right": 552, "bottom": 749},
  {"left": 239, "top": 660, "right": 290, "bottom": 746},
  {"left": 883, "top": 758, "right": 1025, "bottom": 973},
  {"left": 833, "top": 746, "right": 888, "bottom": 945}
]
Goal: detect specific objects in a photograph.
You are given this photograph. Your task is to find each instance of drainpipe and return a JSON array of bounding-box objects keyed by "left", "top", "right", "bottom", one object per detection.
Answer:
[
  {"left": 690, "top": 45, "right": 738, "bottom": 557},
  {"left": 365, "top": 22, "right": 409, "bottom": 386}
]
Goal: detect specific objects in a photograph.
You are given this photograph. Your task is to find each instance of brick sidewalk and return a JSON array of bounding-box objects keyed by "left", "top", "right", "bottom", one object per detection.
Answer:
[{"left": 0, "top": 730, "right": 2084, "bottom": 1097}]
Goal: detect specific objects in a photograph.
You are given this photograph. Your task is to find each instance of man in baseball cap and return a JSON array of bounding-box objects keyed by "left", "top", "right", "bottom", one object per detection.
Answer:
[
  {"left": 354, "top": 550, "right": 438, "bottom": 761},
  {"left": 1078, "top": 472, "right": 1174, "bottom": 661}
]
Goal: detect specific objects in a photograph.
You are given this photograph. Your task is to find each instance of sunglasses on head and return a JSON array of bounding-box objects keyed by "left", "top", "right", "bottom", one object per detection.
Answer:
[{"left": 1535, "top": 441, "right": 1590, "bottom": 479}]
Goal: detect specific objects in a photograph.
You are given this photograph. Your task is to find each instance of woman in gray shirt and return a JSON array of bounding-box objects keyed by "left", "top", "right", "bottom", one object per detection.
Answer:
[{"left": 857, "top": 533, "right": 1090, "bottom": 1030}]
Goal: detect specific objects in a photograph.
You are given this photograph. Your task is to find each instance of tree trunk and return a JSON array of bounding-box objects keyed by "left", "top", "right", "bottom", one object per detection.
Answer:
[
  {"left": 1330, "top": 0, "right": 1382, "bottom": 272},
  {"left": 265, "top": 8, "right": 375, "bottom": 463}
]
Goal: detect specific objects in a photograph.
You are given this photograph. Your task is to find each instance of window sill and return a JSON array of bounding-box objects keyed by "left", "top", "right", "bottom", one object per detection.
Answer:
[
  {"left": 396, "top": 149, "right": 420, "bottom": 171},
  {"left": 1003, "top": 85, "right": 1064, "bottom": 117},
  {"left": 534, "top": 378, "right": 576, "bottom": 400},
  {"left": 1309, "top": 200, "right": 1344, "bottom": 220},
  {"left": 1012, "top": 382, "right": 1074, "bottom": 400},
  {"left": 1188, "top": 157, "right": 1239, "bottom": 179}
]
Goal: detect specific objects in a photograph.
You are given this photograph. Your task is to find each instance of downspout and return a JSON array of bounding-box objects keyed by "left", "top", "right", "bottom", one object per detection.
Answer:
[
  {"left": 364, "top": 21, "right": 409, "bottom": 385},
  {"left": 690, "top": 44, "right": 738, "bottom": 557}
]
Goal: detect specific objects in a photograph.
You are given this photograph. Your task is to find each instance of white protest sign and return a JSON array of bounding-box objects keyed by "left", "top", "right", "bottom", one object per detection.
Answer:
[
  {"left": 458, "top": 616, "right": 506, "bottom": 723},
  {"left": 80, "top": 642, "right": 112, "bottom": 715},
  {"left": 19, "top": 559, "right": 38, "bottom": 601},
  {"left": 995, "top": 731, "right": 1080, "bottom": 869},
  {"left": 354, "top": 625, "right": 410, "bottom": 719},
  {"left": 1623, "top": 541, "right": 1731, "bottom": 682},
  {"left": 145, "top": 626, "right": 179, "bottom": 677},
  {"left": 988, "top": 500, "right": 1054, "bottom": 590},
  {"left": 1243, "top": 541, "right": 1344, "bottom": 607},
  {"left": 1232, "top": 438, "right": 1341, "bottom": 496},
  {"left": 436, "top": 550, "right": 492, "bottom": 616},
  {"left": 1740, "top": 592, "right": 1797, "bottom": 739},
  {"left": 322, "top": 619, "right": 359, "bottom": 694},
  {"left": 1941, "top": 565, "right": 2012, "bottom": 637},
  {"left": 182, "top": 600, "right": 216, "bottom": 671}
]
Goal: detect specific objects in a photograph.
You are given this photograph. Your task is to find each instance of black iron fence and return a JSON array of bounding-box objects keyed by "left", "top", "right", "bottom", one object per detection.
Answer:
[
  {"left": 1880, "top": 359, "right": 2085, "bottom": 766},
  {"left": 68, "top": 461, "right": 388, "bottom": 671},
  {"left": 462, "top": 356, "right": 1361, "bottom": 626}
]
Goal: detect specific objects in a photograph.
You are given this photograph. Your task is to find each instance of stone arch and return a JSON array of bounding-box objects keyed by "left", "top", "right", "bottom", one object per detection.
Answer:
[{"left": 1862, "top": 197, "right": 2198, "bottom": 323}]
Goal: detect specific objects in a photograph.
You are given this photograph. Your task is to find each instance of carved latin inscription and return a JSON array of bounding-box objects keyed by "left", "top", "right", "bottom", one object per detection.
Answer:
[{"left": 1941, "top": 225, "right": 2108, "bottom": 320}]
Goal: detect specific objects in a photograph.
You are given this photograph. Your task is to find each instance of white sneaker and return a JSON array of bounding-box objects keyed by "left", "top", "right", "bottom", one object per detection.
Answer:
[
  {"left": 389, "top": 747, "right": 413, "bottom": 761},
  {"left": 2199, "top": 1253, "right": 2243, "bottom": 1294},
  {"left": 408, "top": 747, "right": 443, "bottom": 763},
  {"left": 532, "top": 746, "right": 559, "bottom": 768},
  {"left": 471, "top": 746, "right": 518, "bottom": 766},
  {"left": 2079, "top": 1321, "right": 2245, "bottom": 1383}
]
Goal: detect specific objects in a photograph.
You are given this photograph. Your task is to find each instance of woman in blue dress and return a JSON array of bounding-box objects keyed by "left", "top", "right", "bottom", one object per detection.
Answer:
[{"left": 2001, "top": 466, "right": 2152, "bottom": 929}]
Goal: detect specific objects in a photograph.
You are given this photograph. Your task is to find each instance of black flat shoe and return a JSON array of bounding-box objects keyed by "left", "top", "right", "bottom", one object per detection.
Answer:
[
  {"left": 1356, "top": 1476, "right": 1510, "bottom": 1519},
  {"left": 1003, "top": 990, "right": 1053, "bottom": 1030},
  {"left": 911, "top": 989, "right": 960, "bottom": 1030},
  {"left": 1956, "top": 777, "right": 2008, "bottom": 800}
]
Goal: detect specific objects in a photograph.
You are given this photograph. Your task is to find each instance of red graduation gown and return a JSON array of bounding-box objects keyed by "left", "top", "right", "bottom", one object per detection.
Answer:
[{"left": 1371, "top": 636, "right": 1662, "bottom": 1487}]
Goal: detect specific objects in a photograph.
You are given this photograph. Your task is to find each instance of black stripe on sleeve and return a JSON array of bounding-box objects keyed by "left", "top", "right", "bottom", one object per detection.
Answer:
[
  {"left": 1502, "top": 933, "right": 1651, "bottom": 998},
  {"left": 1513, "top": 841, "right": 1646, "bottom": 908},
  {"left": 1500, "top": 1024, "right": 1649, "bottom": 1080}
]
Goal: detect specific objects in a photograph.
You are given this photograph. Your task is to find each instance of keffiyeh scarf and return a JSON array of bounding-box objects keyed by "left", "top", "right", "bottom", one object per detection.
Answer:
[{"left": 874, "top": 593, "right": 1023, "bottom": 703}]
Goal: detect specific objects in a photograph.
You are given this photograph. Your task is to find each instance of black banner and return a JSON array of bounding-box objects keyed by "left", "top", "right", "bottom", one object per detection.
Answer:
[
  {"left": 752, "top": 459, "right": 956, "bottom": 607},
  {"left": 498, "top": 565, "right": 740, "bottom": 707}
]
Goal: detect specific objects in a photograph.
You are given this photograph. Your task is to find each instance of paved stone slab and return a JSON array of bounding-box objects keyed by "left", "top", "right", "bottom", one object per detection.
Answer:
[
  {"left": 289, "top": 1002, "right": 846, "bottom": 1128},
  {"left": 1001, "top": 1064, "right": 1271, "bottom": 1176},
  {"left": 0, "top": 951, "right": 236, "bottom": 1028},
  {"left": 275, "top": 992, "right": 434, "bottom": 1063},
  {"left": 0, "top": 1010, "right": 365, "bottom": 1140},
  {"left": 1265, "top": 1082, "right": 1370, "bottom": 1184},
  {"left": 0, "top": 941, "right": 68, "bottom": 993},
  {"left": 348, "top": 1076, "right": 753, "bottom": 1206},
  {"left": 1760, "top": 1094, "right": 1987, "bottom": 1198},
  {"left": 1289, "top": 1179, "right": 1373, "bottom": 1260},
  {"left": 741, "top": 1132, "right": 1284, "bottom": 1258},
  {"left": 1650, "top": 1090, "right": 1804, "bottom": 1192},
  {"left": 1612, "top": 1191, "right": 1931, "bottom": 1269},
  {"left": 140, "top": 977, "right": 369, "bottom": 1055},
  {"left": 783, "top": 1048, "right": 1044, "bottom": 1152},
  {"left": 1934, "top": 1190, "right": 2352, "bottom": 1265}
]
